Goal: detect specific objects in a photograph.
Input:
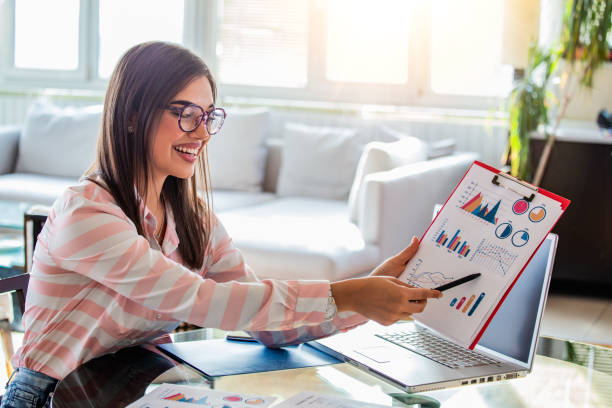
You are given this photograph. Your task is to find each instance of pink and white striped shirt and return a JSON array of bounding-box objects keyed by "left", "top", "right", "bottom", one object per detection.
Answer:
[{"left": 13, "top": 179, "right": 366, "bottom": 379}]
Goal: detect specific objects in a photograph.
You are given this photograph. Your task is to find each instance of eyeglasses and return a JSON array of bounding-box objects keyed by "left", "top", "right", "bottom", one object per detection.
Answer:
[{"left": 165, "top": 104, "right": 226, "bottom": 135}]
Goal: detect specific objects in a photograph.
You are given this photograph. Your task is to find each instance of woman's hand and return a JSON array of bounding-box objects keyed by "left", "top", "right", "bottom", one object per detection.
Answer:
[
  {"left": 330, "top": 237, "right": 442, "bottom": 326},
  {"left": 331, "top": 277, "right": 442, "bottom": 326},
  {"left": 370, "top": 236, "right": 420, "bottom": 278}
]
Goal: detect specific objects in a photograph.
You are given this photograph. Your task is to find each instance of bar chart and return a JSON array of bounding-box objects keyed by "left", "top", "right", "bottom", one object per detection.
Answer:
[
  {"left": 449, "top": 292, "right": 486, "bottom": 317},
  {"left": 434, "top": 227, "right": 471, "bottom": 257}
]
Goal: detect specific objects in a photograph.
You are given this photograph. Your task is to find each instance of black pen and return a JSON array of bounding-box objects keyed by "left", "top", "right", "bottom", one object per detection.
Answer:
[
  {"left": 409, "top": 273, "right": 481, "bottom": 303},
  {"left": 433, "top": 273, "right": 481, "bottom": 292}
]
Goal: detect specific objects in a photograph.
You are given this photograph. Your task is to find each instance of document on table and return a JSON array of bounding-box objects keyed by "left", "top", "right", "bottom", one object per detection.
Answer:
[
  {"left": 273, "top": 392, "right": 391, "bottom": 408},
  {"left": 126, "top": 383, "right": 276, "bottom": 408},
  {"left": 398, "top": 161, "right": 569, "bottom": 349}
]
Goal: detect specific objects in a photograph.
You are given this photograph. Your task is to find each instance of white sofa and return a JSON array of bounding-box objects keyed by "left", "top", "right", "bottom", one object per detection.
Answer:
[{"left": 0, "top": 103, "right": 478, "bottom": 281}]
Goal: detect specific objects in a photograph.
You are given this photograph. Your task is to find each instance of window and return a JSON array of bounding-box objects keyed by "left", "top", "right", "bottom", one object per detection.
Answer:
[
  {"left": 98, "top": 0, "right": 184, "bottom": 78},
  {"left": 326, "top": 0, "right": 411, "bottom": 85},
  {"left": 430, "top": 0, "right": 513, "bottom": 96},
  {"left": 14, "top": 0, "right": 80, "bottom": 71},
  {"left": 216, "top": 0, "right": 514, "bottom": 105},
  {"left": 2, "top": 0, "right": 519, "bottom": 108},
  {"left": 5, "top": 0, "right": 187, "bottom": 84},
  {"left": 217, "top": 0, "right": 308, "bottom": 88}
]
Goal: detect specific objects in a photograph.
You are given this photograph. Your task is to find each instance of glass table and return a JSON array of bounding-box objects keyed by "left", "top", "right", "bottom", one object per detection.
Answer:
[
  {"left": 0, "top": 201, "right": 31, "bottom": 270},
  {"left": 51, "top": 327, "right": 612, "bottom": 407}
]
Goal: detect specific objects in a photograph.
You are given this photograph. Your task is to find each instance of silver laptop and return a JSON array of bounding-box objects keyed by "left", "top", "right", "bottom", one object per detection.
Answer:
[{"left": 311, "top": 233, "right": 558, "bottom": 393}]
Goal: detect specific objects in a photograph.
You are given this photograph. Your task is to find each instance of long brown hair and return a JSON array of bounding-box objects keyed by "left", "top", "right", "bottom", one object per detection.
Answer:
[{"left": 86, "top": 41, "right": 215, "bottom": 269}]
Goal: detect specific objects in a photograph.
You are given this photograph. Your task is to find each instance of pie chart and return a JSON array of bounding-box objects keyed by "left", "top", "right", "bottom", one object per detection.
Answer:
[
  {"left": 223, "top": 396, "right": 242, "bottom": 402},
  {"left": 246, "top": 399, "right": 266, "bottom": 405},
  {"left": 511, "top": 230, "right": 529, "bottom": 247},
  {"left": 512, "top": 198, "right": 529, "bottom": 215},
  {"left": 528, "top": 206, "right": 546, "bottom": 222},
  {"left": 495, "top": 222, "right": 512, "bottom": 239}
]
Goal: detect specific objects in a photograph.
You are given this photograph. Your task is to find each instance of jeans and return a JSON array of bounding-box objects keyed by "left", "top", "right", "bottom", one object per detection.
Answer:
[{"left": 1, "top": 368, "right": 58, "bottom": 408}]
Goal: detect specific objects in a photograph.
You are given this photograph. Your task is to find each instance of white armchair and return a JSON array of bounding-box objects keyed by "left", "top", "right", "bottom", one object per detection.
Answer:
[{"left": 357, "top": 152, "right": 479, "bottom": 260}]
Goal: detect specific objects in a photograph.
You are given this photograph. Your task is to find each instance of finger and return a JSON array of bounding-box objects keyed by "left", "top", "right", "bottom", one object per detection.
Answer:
[
  {"left": 403, "top": 287, "right": 443, "bottom": 301},
  {"left": 388, "top": 279, "right": 442, "bottom": 300},
  {"left": 407, "top": 300, "right": 427, "bottom": 314},
  {"left": 393, "top": 236, "right": 420, "bottom": 264}
]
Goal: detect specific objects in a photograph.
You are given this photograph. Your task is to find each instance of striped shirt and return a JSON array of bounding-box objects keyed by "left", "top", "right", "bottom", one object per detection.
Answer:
[{"left": 13, "top": 179, "right": 366, "bottom": 379}]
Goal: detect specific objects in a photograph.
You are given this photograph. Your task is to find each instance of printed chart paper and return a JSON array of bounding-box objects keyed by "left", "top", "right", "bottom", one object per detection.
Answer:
[
  {"left": 399, "top": 162, "right": 568, "bottom": 348},
  {"left": 273, "top": 392, "right": 390, "bottom": 408},
  {"left": 126, "top": 383, "right": 276, "bottom": 408}
]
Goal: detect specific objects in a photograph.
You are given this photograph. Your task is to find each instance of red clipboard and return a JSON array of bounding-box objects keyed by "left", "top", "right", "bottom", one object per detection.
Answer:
[{"left": 418, "top": 161, "right": 570, "bottom": 349}]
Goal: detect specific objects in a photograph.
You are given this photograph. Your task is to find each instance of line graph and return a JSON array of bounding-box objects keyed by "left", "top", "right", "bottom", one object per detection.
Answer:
[
  {"left": 470, "top": 239, "right": 518, "bottom": 276},
  {"left": 407, "top": 271, "right": 454, "bottom": 287},
  {"left": 404, "top": 257, "right": 454, "bottom": 288}
]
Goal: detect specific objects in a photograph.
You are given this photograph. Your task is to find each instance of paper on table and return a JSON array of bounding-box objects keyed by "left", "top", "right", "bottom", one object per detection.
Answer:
[
  {"left": 273, "top": 392, "right": 390, "bottom": 408},
  {"left": 398, "top": 162, "right": 566, "bottom": 348},
  {"left": 126, "top": 383, "right": 276, "bottom": 408}
]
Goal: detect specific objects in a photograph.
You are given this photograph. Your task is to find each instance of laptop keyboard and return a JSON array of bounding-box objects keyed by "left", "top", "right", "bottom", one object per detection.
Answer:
[{"left": 376, "top": 329, "right": 500, "bottom": 369}]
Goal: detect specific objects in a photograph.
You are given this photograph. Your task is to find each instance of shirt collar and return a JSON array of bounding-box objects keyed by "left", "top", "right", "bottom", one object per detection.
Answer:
[{"left": 135, "top": 187, "right": 180, "bottom": 255}]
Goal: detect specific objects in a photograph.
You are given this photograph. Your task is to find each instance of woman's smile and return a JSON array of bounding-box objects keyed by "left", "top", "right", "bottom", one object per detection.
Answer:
[{"left": 173, "top": 142, "right": 202, "bottom": 163}]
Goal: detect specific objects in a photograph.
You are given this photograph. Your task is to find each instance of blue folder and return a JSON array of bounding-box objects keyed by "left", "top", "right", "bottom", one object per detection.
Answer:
[{"left": 157, "top": 339, "right": 340, "bottom": 380}]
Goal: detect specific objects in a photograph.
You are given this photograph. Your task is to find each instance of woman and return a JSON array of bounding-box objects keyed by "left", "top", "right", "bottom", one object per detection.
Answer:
[{"left": 2, "top": 42, "right": 441, "bottom": 408}]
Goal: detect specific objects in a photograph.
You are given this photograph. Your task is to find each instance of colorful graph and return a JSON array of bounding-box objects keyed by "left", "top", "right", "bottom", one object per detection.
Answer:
[
  {"left": 528, "top": 206, "right": 546, "bottom": 222},
  {"left": 461, "top": 192, "right": 501, "bottom": 224},
  {"left": 471, "top": 239, "right": 518, "bottom": 276},
  {"left": 495, "top": 222, "right": 513, "bottom": 239},
  {"left": 449, "top": 292, "right": 485, "bottom": 316},
  {"left": 164, "top": 393, "right": 210, "bottom": 405},
  {"left": 408, "top": 271, "right": 454, "bottom": 287},
  {"left": 512, "top": 198, "right": 530, "bottom": 215},
  {"left": 435, "top": 228, "right": 471, "bottom": 257},
  {"left": 405, "top": 258, "right": 453, "bottom": 287},
  {"left": 511, "top": 230, "right": 530, "bottom": 247}
]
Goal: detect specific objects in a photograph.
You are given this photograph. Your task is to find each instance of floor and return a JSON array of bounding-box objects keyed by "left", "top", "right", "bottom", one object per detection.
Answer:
[
  {"left": 0, "top": 293, "right": 609, "bottom": 386},
  {"left": 539, "top": 293, "right": 612, "bottom": 347}
]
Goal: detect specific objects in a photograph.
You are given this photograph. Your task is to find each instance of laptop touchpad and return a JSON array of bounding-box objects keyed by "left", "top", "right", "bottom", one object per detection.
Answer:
[{"left": 354, "top": 346, "right": 396, "bottom": 363}]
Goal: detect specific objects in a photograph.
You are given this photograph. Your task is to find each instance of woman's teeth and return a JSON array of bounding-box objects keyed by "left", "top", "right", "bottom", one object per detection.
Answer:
[{"left": 174, "top": 146, "right": 198, "bottom": 155}]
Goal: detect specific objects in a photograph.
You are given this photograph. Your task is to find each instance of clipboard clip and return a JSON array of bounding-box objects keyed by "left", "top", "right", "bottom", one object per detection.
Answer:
[{"left": 491, "top": 173, "right": 537, "bottom": 202}]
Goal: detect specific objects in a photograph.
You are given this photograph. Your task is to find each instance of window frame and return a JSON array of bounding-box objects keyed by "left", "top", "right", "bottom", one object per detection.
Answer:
[
  {"left": 4, "top": 0, "right": 96, "bottom": 86},
  {"left": 0, "top": 0, "right": 508, "bottom": 110}
]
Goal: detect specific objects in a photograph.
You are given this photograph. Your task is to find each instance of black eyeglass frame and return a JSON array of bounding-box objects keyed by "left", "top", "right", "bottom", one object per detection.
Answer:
[{"left": 165, "top": 104, "right": 226, "bottom": 135}]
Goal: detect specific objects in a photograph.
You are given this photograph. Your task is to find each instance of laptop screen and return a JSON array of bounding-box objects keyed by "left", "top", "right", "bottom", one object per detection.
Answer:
[{"left": 477, "top": 236, "right": 553, "bottom": 364}]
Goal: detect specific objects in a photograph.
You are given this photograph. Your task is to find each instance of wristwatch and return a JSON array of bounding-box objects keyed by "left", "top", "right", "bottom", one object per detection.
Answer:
[{"left": 325, "top": 288, "right": 338, "bottom": 320}]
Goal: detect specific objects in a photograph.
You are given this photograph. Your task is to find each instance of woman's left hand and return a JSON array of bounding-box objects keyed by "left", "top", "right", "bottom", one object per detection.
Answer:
[{"left": 370, "top": 236, "right": 420, "bottom": 278}]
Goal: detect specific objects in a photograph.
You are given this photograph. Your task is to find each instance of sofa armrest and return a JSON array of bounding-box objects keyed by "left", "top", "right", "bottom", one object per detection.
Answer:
[
  {"left": 0, "top": 126, "right": 20, "bottom": 175},
  {"left": 358, "top": 152, "right": 479, "bottom": 259}
]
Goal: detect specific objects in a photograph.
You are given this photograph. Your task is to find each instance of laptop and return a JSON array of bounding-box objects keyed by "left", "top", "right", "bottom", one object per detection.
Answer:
[{"left": 310, "top": 233, "right": 558, "bottom": 393}]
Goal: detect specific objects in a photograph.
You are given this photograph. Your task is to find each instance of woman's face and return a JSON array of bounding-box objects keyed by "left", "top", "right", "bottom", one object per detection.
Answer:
[{"left": 150, "top": 76, "right": 214, "bottom": 183}]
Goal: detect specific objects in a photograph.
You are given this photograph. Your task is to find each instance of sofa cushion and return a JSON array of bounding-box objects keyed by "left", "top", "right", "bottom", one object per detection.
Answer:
[
  {"left": 16, "top": 101, "right": 102, "bottom": 178},
  {"left": 427, "top": 138, "right": 456, "bottom": 159},
  {"left": 207, "top": 108, "right": 270, "bottom": 192},
  {"left": 212, "top": 190, "right": 276, "bottom": 212},
  {"left": 0, "top": 173, "right": 76, "bottom": 206},
  {"left": 217, "top": 198, "right": 380, "bottom": 281},
  {"left": 348, "top": 136, "right": 428, "bottom": 222},
  {"left": 276, "top": 123, "right": 358, "bottom": 200}
]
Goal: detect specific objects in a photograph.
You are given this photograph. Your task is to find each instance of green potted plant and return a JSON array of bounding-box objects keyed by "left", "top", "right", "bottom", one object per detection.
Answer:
[
  {"left": 507, "top": 0, "right": 612, "bottom": 184},
  {"left": 506, "top": 44, "right": 559, "bottom": 181}
]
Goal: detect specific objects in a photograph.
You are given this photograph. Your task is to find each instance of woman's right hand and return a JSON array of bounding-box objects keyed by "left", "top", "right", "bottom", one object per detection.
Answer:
[{"left": 330, "top": 277, "right": 442, "bottom": 326}]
